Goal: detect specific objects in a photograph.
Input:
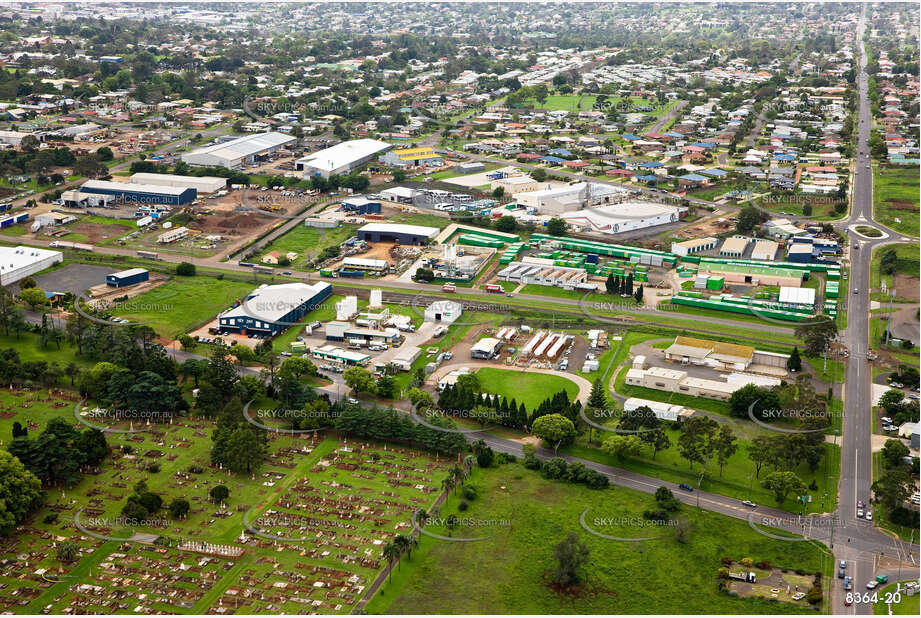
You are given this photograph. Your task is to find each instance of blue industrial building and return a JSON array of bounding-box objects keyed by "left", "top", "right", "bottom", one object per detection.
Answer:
[
  {"left": 341, "top": 197, "right": 382, "bottom": 215},
  {"left": 218, "top": 282, "right": 332, "bottom": 336},
  {"left": 106, "top": 268, "right": 149, "bottom": 287},
  {"left": 79, "top": 179, "right": 197, "bottom": 206}
]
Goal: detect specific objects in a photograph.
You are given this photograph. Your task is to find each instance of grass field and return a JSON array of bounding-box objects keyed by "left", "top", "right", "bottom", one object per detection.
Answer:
[
  {"left": 873, "top": 165, "right": 920, "bottom": 236},
  {"left": 873, "top": 581, "right": 920, "bottom": 615},
  {"left": 110, "top": 275, "right": 255, "bottom": 339},
  {"left": 258, "top": 224, "right": 358, "bottom": 267},
  {"left": 869, "top": 242, "right": 919, "bottom": 295},
  {"left": 367, "top": 462, "right": 831, "bottom": 614},
  {"left": 475, "top": 367, "right": 579, "bottom": 409}
]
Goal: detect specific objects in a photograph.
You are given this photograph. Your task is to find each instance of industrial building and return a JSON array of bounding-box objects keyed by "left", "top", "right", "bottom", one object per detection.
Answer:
[
  {"left": 342, "top": 257, "right": 389, "bottom": 273},
  {"left": 719, "top": 236, "right": 749, "bottom": 257},
  {"left": 157, "top": 226, "right": 190, "bottom": 244},
  {"left": 623, "top": 397, "right": 693, "bottom": 422},
  {"left": 295, "top": 138, "right": 391, "bottom": 178},
  {"left": 560, "top": 200, "right": 684, "bottom": 235},
  {"left": 671, "top": 237, "right": 717, "bottom": 257},
  {"left": 698, "top": 261, "right": 804, "bottom": 287},
  {"left": 497, "top": 261, "right": 591, "bottom": 290},
  {"left": 340, "top": 196, "right": 381, "bottom": 215},
  {"left": 424, "top": 300, "right": 463, "bottom": 324},
  {"left": 663, "top": 336, "right": 755, "bottom": 371},
  {"left": 471, "top": 337, "right": 503, "bottom": 359},
  {"left": 181, "top": 132, "right": 296, "bottom": 169},
  {"left": 0, "top": 130, "right": 31, "bottom": 147},
  {"left": 514, "top": 182, "right": 625, "bottom": 215},
  {"left": 778, "top": 286, "right": 816, "bottom": 309},
  {"left": 491, "top": 175, "right": 542, "bottom": 194},
  {"left": 218, "top": 281, "right": 332, "bottom": 336},
  {"left": 391, "top": 345, "right": 422, "bottom": 372},
  {"left": 0, "top": 245, "right": 63, "bottom": 286},
  {"left": 625, "top": 366, "right": 736, "bottom": 401},
  {"left": 751, "top": 240, "right": 779, "bottom": 261},
  {"left": 311, "top": 344, "right": 370, "bottom": 367},
  {"left": 79, "top": 179, "right": 196, "bottom": 206},
  {"left": 379, "top": 146, "right": 443, "bottom": 168},
  {"left": 129, "top": 173, "right": 227, "bottom": 194},
  {"left": 324, "top": 322, "right": 400, "bottom": 346},
  {"left": 106, "top": 268, "right": 149, "bottom": 288},
  {"left": 60, "top": 189, "right": 116, "bottom": 208},
  {"left": 379, "top": 186, "right": 418, "bottom": 203},
  {"left": 356, "top": 223, "right": 439, "bottom": 245},
  {"left": 764, "top": 218, "right": 811, "bottom": 240}
]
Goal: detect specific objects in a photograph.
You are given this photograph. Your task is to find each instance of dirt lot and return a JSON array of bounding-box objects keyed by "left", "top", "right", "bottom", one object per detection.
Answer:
[
  {"left": 68, "top": 220, "right": 134, "bottom": 242},
  {"left": 671, "top": 213, "right": 734, "bottom": 240},
  {"left": 893, "top": 274, "right": 920, "bottom": 302}
]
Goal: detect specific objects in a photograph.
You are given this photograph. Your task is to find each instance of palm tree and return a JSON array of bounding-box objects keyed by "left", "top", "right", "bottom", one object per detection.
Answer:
[
  {"left": 382, "top": 542, "right": 400, "bottom": 582},
  {"left": 413, "top": 508, "right": 429, "bottom": 529},
  {"left": 392, "top": 534, "right": 411, "bottom": 568}
]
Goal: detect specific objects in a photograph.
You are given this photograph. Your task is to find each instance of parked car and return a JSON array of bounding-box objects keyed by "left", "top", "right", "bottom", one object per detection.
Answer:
[{"left": 865, "top": 510, "right": 872, "bottom": 521}]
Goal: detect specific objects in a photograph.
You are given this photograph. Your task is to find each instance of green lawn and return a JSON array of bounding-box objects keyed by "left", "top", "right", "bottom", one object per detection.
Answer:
[
  {"left": 873, "top": 581, "right": 920, "bottom": 615},
  {"left": 258, "top": 224, "right": 358, "bottom": 268},
  {"left": 873, "top": 164, "right": 920, "bottom": 236},
  {"left": 869, "top": 242, "right": 919, "bottom": 294},
  {"left": 110, "top": 276, "right": 255, "bottom": 339},
  {"left": 367, "top": 462, "right": 831, "bottom": 614},
  {"left": 475, "top": 367, "right": 579, "bottom": 410}
]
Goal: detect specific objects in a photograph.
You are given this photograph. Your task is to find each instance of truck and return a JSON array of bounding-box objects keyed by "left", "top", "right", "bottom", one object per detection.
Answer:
[
  {"left": 485, "top": 283, "right": 503, "bottom": 293},
  {"left": 49, "top": 240, "right": 93, "bottom": 251},
  {"left": 238, "top": 261, "right": 255, "bottom": 268},
  {"left": 319, "top": 269, "right": 337, "bottom": 278},
  {"left": 338, "top": 269, "right": 365, "bottom": 278},
  {"left": 442, "top": 283, "right": 456, "bottom": 293}
]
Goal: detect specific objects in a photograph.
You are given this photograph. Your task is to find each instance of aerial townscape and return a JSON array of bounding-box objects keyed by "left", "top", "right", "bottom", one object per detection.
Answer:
[{"left": 0, "top": 1, "right": 918, "bottom": 616}]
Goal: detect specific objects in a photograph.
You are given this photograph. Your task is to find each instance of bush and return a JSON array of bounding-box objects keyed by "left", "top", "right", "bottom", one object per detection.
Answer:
[
  {"left": 740, "top": 557, "right": 753, "bottom": 567},
  {"left": 642, "top": 508, "right": 669, "bottom": 522},
  {"left": 176, "top": 262, "right": 196, "bottom": 276},
  {"left": 457, "top": 500, "right": 469, "bottom": 512},
  {"left": 756, "top": 560, "right": 771, "bottom": 570},
  {"left": 43, "top": 513, "right": 59, "bottom": 524},
  {"left": 147, "top": 463, "right": 160, "bottom": 473},
  {"left": 462, "top": 486, "right": 478, "bottom": 501},
  {"left": 890, "top": 506, "right": 920, "bottom": 527}
]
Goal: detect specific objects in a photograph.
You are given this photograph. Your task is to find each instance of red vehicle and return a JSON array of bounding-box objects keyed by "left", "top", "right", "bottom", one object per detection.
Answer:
[
  {"left": 485, "top": 284, "right": 503, "bottom": 293},
  {"left": 442, "top": 283, "right": 456, "bottom": 293}
]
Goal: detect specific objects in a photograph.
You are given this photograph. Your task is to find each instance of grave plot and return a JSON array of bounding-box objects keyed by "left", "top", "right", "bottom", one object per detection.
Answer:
[
  {"left": 0, "top": 415, "right": 332, "bottom": 614},
  {"left": 47, "top": 543, "right": 236, "bottom": 614},
  {"left": 224, "top": 441, "right": 452, "bottom": 614}
]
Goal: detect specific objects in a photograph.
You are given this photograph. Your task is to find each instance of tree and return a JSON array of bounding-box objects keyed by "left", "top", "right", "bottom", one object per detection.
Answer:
[
  {"left": 735, "top": 205, "right": 761, "bottom": 234},
  {"left": 871, "top": 467, "right": 912, "bottom": 510},
  {"left": 176, "top": 262, "right": 196, "bottom": 276},
  {"left": 209, "top": 485, "right": 229, "bottom": 504},
  {"left": 19, "top": 134, "right": 40, "bottom": 153},
  {"left": 748, "top": 436, "right": 774, "bottom": 478},
  {"left": 56, "top": 540, "right": 79, "bottom": 563},
  {"left": 545, "top": 217, "right": 568, "bottom": 236},
  {"left": 95, "top": 146, "right": 114, "bottom": 161},
  {"left": 880, "top": 439, "right": 910, "bottom": 469},
  {"left": 795, "top": 317, "right": 837, "bottom": 357},
  {"left": 713, "top": 425, "right": 738, "bottom": 476},
  {"left": 343, "top": 366, "right": 376, "bottom": 394},
  {"left": 761, "top": 470, "right": 806, "bottom": 505},
  {"left": 531, "top": 168, "right": 547, "bottom": 182},
  {"left": 601, "top": 434, "right": 643, "bottom": 460},
  {"left": 677, "top": 416, "right": 718, "bottom": 470},
  {"left": 0, "top": 450, "right": 43, "bottom": 535},
  {"left": 18, "top": 276, "right": 36, "bottom": 289},
  {"left": 879, "top": 248, "right": 898, "bottom": 275},
  {"left": 549, "top": 532, "right": 590, "bottom": 587},
  {"left": 634, "top": 284, "right": 644, "bottom": 303},
  {"left": 168, "top": 498, "right": 191, "bottom": 519},
  {"left": 728, "top": 383, "right": 781, "bottom": 420},
  {"left": 495, "top": 215, "right": 517, "bottom": 233},
  {"left": 786, "top": 346, "right": 802, "bottom": 372},
  {"left": 392, "top": 169, "right": 407, "bottom": 182},
  {"left": 18, "top": 288, "right": 48, "bottom": 311},
  {"left": 531, "top": 414, "right": 577, "bottom": 452}
]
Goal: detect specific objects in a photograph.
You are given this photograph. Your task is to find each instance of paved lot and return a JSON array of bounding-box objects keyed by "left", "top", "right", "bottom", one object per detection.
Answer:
[{"left": 9, "top": 263, "right": 113, "bottom": 295}]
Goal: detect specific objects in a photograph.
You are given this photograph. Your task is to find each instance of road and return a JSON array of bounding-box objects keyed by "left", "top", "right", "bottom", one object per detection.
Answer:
[{"left": 831, "top": 9, "right": 920, "bottom": 614}]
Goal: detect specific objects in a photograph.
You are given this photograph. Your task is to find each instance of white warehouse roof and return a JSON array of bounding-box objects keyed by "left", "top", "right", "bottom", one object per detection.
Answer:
[
  {"left": 183, "top": 132, "right": 295, "bottom": 165},
  {"left": 130, "top": 173, "right": 227, "bottom": 194},
  {"left": 81, "top": 179, "right": 190, "bottom": 196},
  {"left": 221, "top": 282, "right": 330, "bottom": 323},
  {"left": 778, "top": 286, "right": 815, "bottom": 306},
  {"left": 296, "top": 138, "right": 391, "bottom": 174}
]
